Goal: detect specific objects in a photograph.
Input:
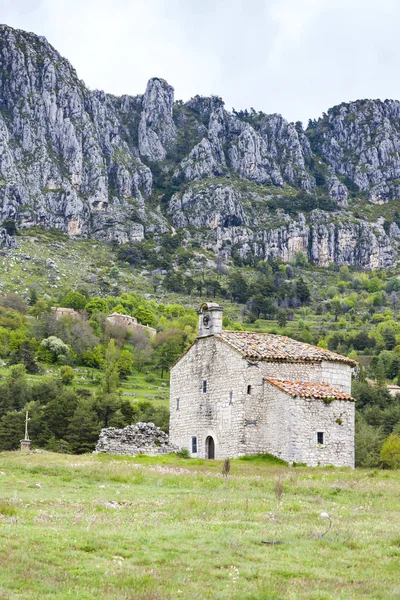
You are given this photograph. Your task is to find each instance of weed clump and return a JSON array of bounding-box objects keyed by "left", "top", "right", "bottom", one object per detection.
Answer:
[{"left": 0, "top": 500, "right": 17, "bottom": 517}]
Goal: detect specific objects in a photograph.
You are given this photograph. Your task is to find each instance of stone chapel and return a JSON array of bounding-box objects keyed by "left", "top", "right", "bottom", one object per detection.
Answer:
[{"left": 169, "top": 303, "right": 356, "bottom": 467}]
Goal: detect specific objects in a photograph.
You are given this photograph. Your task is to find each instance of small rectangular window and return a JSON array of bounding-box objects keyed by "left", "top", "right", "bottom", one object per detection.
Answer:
[
  {"left": 317, "top": 432, "right": 324, "bottom": 445},
  {"left": 202, "top": 380, "right": 207, "bottom": 394},
  {"left": 191, "top": 436, "right": 197, "bottom": 453},
  {"left": 229, "top": 391, "right": 233, "bottom": 405},
  {"left": 176, "top": 398, "right": 180, "bottom": 411}
]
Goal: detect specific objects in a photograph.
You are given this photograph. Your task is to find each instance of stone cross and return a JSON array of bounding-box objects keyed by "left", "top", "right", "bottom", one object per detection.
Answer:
[{"left": 20, "top": 411, "right": 31, "bottom": 452}]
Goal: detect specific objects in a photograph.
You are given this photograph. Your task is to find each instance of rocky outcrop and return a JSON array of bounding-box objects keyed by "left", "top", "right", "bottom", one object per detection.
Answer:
[
  {"left": 0, "top": 227, "right": 17, "bottom": 248},
  {"left": 257, "top": 114, "right": 315, "bottom": 191},
  {"left": 138, "top": 78, "right": 176, "bottom": 161},
  {"left": 308, "top": 100, "right": 400, "bottom": 202},
  {"left": 327, "top": 175, "right": 348, "bottom": 207},
  {"left": 0, "top": 25, "right": 154, "bottom": 240},
  {"left": 94, "top": 422, "right": 179, "bottom": 456},
  {"left": 174, "top": 138, "right": 225, "bottom": 182},
  {"left": 168, "top": 182, "right": 394, "bottom": 268},
  {"left": 169, "top": 183, "right": 247, "bottom": 229}
]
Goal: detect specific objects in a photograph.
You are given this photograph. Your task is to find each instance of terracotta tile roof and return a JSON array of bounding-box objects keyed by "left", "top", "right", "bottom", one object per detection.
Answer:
[
  {"left": 216, "top": 330, "right": 356, "bottom": 366},
  {"left": 265, "top": 378, "right": 354, "bottom": 401}
]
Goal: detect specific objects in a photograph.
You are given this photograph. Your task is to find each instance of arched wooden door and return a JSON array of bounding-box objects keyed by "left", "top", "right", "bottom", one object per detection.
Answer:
[{"left": 205, "top": 436, "right": 215, "bottom": 459}]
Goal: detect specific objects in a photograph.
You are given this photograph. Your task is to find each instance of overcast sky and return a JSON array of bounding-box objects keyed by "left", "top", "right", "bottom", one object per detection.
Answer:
[{"left": 1, "top": 0, "right": 399, "bottom": 124}]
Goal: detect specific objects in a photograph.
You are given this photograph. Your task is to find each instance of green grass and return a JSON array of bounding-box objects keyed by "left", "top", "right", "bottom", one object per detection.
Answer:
[
  {"left": 0, "top": 451, "right": 399, "bottom": 599},
  {"left": 0, "top": 365, "right": 169, "bottom": 407}
]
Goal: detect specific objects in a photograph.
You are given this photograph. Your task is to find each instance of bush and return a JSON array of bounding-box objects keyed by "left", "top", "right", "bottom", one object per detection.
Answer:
[
  {"left": 380, "top": 434, "right": 400, "bottom": 469},
  {"left": 176, "top": 448, "right": 190, "bottom": 458},
  {"left": 60, "top": 366, "right": 75, "bottom": 385},
  {"left": 355, "top": 417, "right": 385, "bottom": 467},
  {"left": 61, "top": 291, "right": 87, "bottom": 310}
]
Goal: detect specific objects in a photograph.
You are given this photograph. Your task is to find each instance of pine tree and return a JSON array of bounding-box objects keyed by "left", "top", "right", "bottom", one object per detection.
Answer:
[{"left": 66, "top": 398, "right": 100, "bottom": 454}]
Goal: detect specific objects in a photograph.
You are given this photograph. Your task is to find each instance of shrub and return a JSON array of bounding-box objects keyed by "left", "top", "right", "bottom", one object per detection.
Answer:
[
  {"left": 380, "top": 434, "right": 400, "bottom": 469},
  {"left": 60, "top": 366, "right": 75, "bottom": 385},
  {"left": 61, "top": 291, "right": 87, "bottom": 310}
]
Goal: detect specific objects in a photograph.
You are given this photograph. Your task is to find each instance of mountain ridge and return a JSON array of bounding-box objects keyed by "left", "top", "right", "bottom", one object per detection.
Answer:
[{"left": 0, "top": 24, "right": 399, "bottom": 268}]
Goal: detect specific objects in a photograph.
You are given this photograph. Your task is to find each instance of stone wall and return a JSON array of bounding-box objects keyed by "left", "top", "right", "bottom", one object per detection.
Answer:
[
  {"left": 263, "top": 383, "right": 355, "bottom": 467},
  {"left": 95, "top": 422, "right": 179, "bottom": 456},
  {"left": 170, "top": 336, "right": 354, "bottom": 464},
  {"left": 106, "top": 313, "right": 156, "bottom": 337},
  {"left": 170, "top": 336, "right": 247, "bottom": 459}
]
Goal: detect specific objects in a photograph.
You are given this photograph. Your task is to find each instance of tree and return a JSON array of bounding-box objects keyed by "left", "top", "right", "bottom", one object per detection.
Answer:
[
  {"left": 60, "top": 366, "right": 75, "bottom": 385},
  {"left": 375, "top": 356, "right": 386, "bottom": 387},
  {"left": 0, "top": 410, "right": 26, "bottom": 450},
  {"left": 66, "top": 398, "right": 101, "bottom": 454},
  {"left": 277, "top": 309, "right": 288, "bottom": 328},
  {"left": 130, "top": 329, "right": 152, "bottom": 372},
  {"left": 296, "top": 277, "right": 311, "bottom": 304},
  {"left": 81, "top": 344, "right": 104, "bottom": 368},
  {"left": 0, "top": 364, "right": 31, "bottom": 416},
  {"left": 28, "top": 288, "right": 39, "bottom": 306},
  {"left": 153, "top": 329, "right": 184, "bottom": 378},
  {"left": 102, "top": 339, "right": 119, "bottom": 394},
  {"left": 0, "top": 293, "right": 28, "bottom": 314},
  {"left": 85, "top": 298, "right": 109, "bottom": 315},
  {"left": 61, "top": 291, "right": 87, "bottom": 310},
  {"left": 117, "top": 349, "right": 134, "bottom": 380},
  {"left": 355, "top": 416, "right": 385, "bottom": 467},
  {"left": 2, "top": 218, "right": 17, "bottom": 236},
  {"left": 382, "top": 328, "right": 396, "bottom": 351},
  {"left": 294, "top": 251, "right": 308, "bottom": 267},
  {"left": 227, "top": 272, "right": 248, "bottom": 303},
  {"left": 9, "top": 339, "right": 40, "bottom": 374},
  {"left": 330, "top": 297, "right": 342, "bottom": 322},
  {"left": 29, "top": 300, "right": 51, "bottom": 319},
  {"left": 39, "top": 336, "right": 69, "bottom": 363},
  {"left": 41, "top": 389, "right": 79, "bottom": 441},
  {"left": 133, "top": 306, "right": 156, "bottom": 327}
]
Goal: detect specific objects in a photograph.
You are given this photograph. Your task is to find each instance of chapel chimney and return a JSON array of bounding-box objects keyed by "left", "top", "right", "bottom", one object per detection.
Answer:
[{"left": 198, "top": 302, "right": 223, "bottom": 337}]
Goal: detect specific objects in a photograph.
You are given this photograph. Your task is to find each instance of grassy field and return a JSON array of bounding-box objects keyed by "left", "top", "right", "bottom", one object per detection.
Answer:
[
  {"left": 0, "top": 364, "right": 169, "bottom": 408},
  {"left": 0, "top": 452, "right": 399, "bottom": 599}
]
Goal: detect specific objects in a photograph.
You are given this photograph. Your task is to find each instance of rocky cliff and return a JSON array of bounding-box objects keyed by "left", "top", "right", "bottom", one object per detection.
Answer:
[{"left": 0, "top": 24, "right": 399, "bottom": 267}]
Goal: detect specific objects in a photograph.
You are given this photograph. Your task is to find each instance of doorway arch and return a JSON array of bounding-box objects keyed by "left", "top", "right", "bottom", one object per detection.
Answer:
[{"left": 205, "top": 436, "right": 215, "bottom": 460}]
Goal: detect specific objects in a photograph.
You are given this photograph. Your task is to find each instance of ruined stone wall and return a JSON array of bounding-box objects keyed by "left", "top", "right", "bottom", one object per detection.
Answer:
[
  {"left": 95, "top": 422, "right": 178, "bottom": 456},
  {"left": 263, "top": 384, "right": 355, "bottom": 467}
]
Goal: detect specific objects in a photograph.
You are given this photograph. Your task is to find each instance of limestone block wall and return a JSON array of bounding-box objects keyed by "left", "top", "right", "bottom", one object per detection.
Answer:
[
  {"left": 259, "top": 360, "right": 351, "bottom": 393},
  {"left": 170, "top": 336, "right": 249, "bottom": 459},
  {"left": 320, "top": 361, "right": 352, "bottom": 394},
  {"left": 170, "top": 337, "right": 354, "bottom": 462},
  {"left": 263, "top": 383, "right": 355, "bottom": 467}
]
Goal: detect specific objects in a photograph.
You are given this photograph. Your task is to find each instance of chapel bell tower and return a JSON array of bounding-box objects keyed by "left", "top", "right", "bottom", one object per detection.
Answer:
[{"left": 198, "top": 302, "right": 223, "bottom": 337}]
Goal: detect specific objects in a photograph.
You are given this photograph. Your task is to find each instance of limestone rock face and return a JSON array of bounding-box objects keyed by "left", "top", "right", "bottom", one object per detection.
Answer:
[
  {"left": 138, "top": 78, "right": 176, "bottom": 161},
  {"left": 0, "top": 227, "right": 17, "bottom": 248},
  {"left": 308, "top": 100, "right": 400, "bottom": 202},
  {"left": 169, "top": 183, "right": 247, "bottom": 229},
  {"left": 175, "top": 138, "right": 225, "bottom": 182},
  {"left": 0, "top": 25, "right": 155, "bottom": 240},
  {"left": 1, "top": 24, "right": 400, "bottom": 267},
  {"left": 327, "top": 175, "right": 348, "bottom": 207},
  {"left": 94, "top": 422, "right": 179, "bottom": 456},
  {"left": 169, "top": 182, "right": 394, "bottom": 268},
  {"left": 257, "top": 114, "right": 315, "bottom": 191}
]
